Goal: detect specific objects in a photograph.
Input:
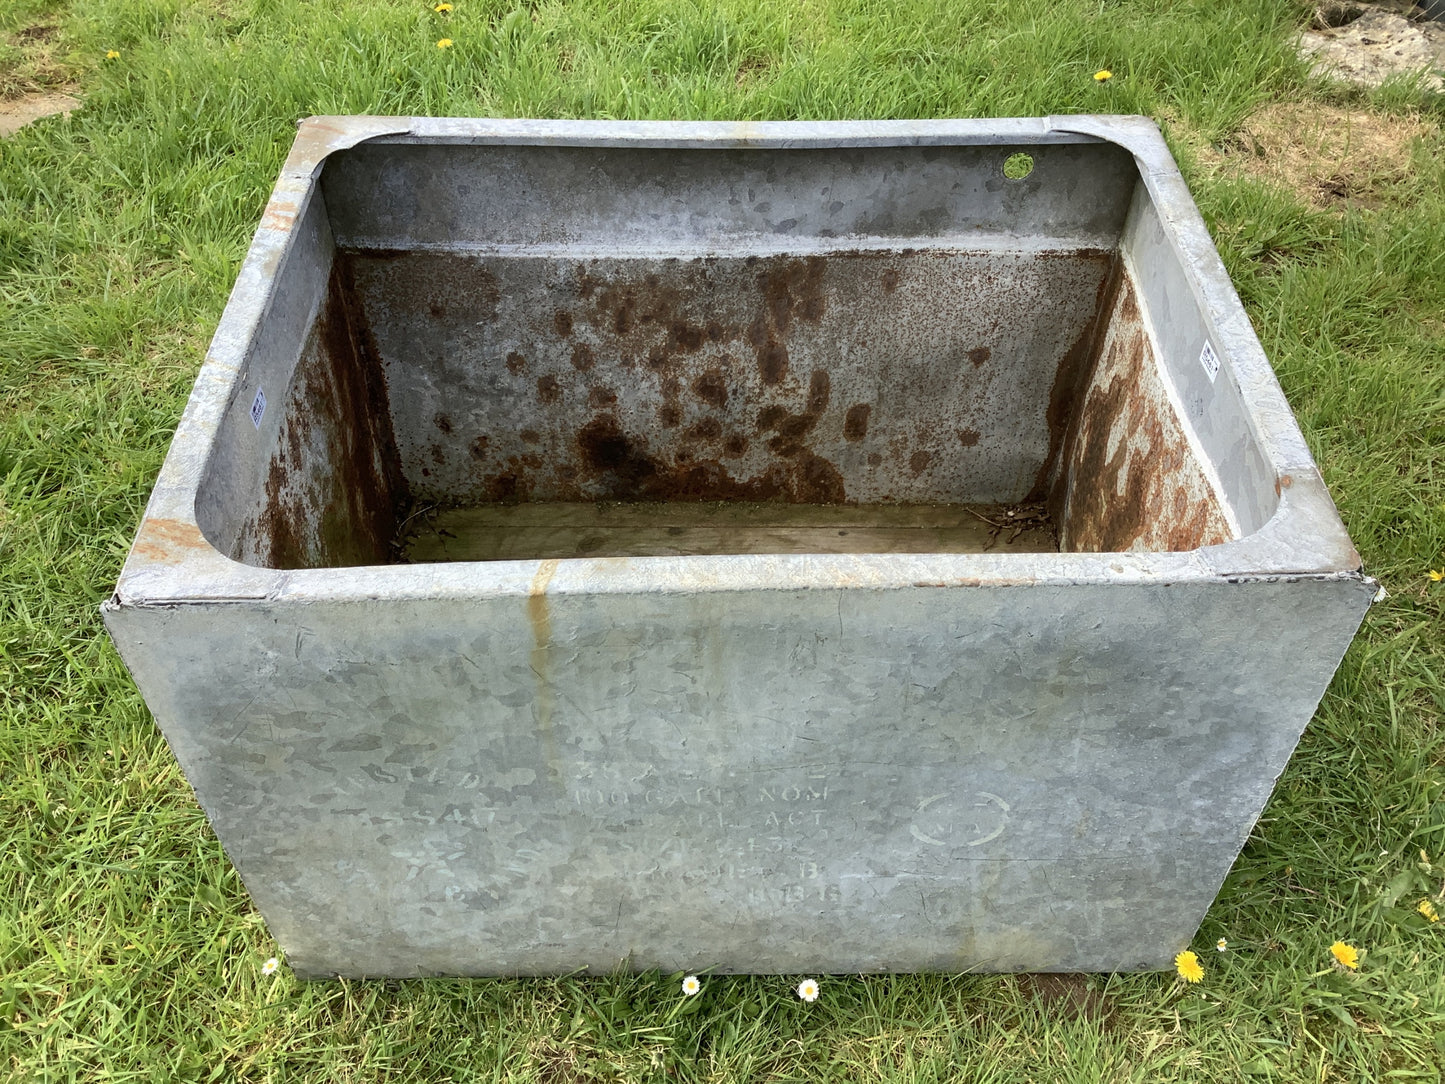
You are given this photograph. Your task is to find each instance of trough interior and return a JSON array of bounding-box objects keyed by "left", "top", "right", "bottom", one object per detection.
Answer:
[{"left": 198, "top": 141, "right": 1248, "bottom": 569}]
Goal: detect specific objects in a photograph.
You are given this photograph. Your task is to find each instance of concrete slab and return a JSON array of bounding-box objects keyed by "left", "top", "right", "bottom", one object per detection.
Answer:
[{"left": 1300, "top": 11, "right": 1445, "bottom": 91}]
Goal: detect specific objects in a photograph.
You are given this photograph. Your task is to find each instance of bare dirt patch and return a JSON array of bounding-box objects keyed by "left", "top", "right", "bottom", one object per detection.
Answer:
[
  {"left": 0, "top": 90, "right": 81, "bottom": 136},
  {"left": 14, "top": 24, "right": 59, "bottom": 43},
  {"left": 1017, "top": 973, "right": 1117, "bottom": 1027},
  {"left": 2, "top": 22, "right": 75, "bottom": 100},
  {"left": 1200, "top": 102, "right": 1437, "bottom": 209}
]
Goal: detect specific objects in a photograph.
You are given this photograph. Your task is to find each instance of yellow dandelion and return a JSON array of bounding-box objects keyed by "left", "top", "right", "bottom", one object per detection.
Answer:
[
  {"left": 1418, "top": 900, "right": 1439, "bottom": 923},
  {"left": 434, "top": 2, "right": 453, "bottom": 10},
  {"left": 1174, "top": 950, "right": 1204, "bottom": 983},
  {"left": 1429, "top": 569, "right": 1444, "bottom": 582},
  {"left": 436, "top": 37, "right": 453, "bottom": 49},
  {"left": 1094, "top": 70, "right": 1112, "bottom": 82},
  {"left": 1330, "top": 941, "right": 1359, "bottom": 970},
  {"left": 105, "top": 50, "right": 121, "bottom": 60}
]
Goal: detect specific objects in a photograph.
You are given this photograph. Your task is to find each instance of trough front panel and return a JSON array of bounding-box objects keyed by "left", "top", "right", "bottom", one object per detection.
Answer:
[{"left": 107, "top": 571, "right": 1372, "bottom": 977}]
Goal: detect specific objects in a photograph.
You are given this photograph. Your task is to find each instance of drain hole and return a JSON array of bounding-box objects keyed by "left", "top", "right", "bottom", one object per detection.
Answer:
[{"left": 1003, "top": 152, "right": 1035, "bottom": 180}]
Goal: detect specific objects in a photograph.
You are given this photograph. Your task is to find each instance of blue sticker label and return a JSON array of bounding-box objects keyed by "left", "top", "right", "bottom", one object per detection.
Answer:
[{"left": 249, "top": 387, "right": 267, "bottom": 428}]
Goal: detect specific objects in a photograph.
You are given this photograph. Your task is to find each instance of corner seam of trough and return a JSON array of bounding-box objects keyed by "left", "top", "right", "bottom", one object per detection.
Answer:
[
  {"left": 284, "top": 116, "right": 415, "bottom": 181},
  {"left": 1045, "top": 114, "right": 1166, "bottom": 164}
]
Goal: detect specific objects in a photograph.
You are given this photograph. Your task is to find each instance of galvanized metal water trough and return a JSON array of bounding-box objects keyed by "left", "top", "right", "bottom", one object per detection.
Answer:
[{"left": 104, "top": 116, "right": 1373, "bottom": 979}]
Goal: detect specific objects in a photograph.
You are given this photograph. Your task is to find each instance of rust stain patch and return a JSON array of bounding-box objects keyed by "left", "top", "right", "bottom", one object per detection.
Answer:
[
  {"left": 259, "top": 195, "right": 301, "bottom": 233},
  {"left": 1055, "top": 268, "right": 1233, "bottom": 553},
  {"left": 685, "top": 417, "right": 723, "bottom": 443},
  {"left": 528, "top": 558, "right": 562, "bottom": 785},
  {"left": 234, "top": 258, "right": 407, "bottom": 569},
  {"left": 335, "top": 246, "right": 1124, "bottom": 523},
  {"left": 132, "top": 517, "right": 209, "bottom": 564},
  {"left": 1030, "top": 251, "right": 1117, "bottom": 504},
  {"left": 419, "top": 251, "right": 888, "bottom": 506},
  {"left": 527, "top": 559, "right": 558, "bottom": 659},
  {"left": 567, "top": 405, "right": 846, "bottom": 503},
  {"left": 843, "top": 403, "right": 871, "bottom": 442},
  {"left": 692, "top": 368, "right": 728, "bottom": 408},
  {"left": 744, "top": 256, "right": 826, "bottom": 386},
  {"left": 353, "top": 248, "right": 501, "bottom": 323}
]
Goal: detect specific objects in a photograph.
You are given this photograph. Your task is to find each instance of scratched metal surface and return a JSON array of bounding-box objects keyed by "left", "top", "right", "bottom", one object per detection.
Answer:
[{"left": 105, "top": 117, "right": 1373, "bottom": 976}]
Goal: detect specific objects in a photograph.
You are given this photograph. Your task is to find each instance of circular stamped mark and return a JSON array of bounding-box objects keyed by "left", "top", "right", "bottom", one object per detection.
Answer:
[{"left": 908, "top": 792, "right": 1010, "bottom": 848}]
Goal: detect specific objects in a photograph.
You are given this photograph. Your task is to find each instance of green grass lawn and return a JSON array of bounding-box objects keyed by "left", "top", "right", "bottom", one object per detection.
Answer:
[{"left": 3, "top": 0, "right": 1444, "bottom": 1079}]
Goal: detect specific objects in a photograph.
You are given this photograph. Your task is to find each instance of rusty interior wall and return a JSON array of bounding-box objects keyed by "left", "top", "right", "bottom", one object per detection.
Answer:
[
  {"left": 225, "top": 238, "right": 1233, "bottom": 569},
  {"left": 345, "top": 247, "right": 1116, "bottom": 511},
  {"left": 1052, "top": 264, "right": 1234, "bottom": 554},
  {"left": 231, "top": 260, "right": 406, "bottom": 569}
]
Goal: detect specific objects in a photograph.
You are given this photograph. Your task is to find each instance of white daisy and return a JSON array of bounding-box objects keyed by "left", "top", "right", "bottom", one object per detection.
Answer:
[{"left": 796, "top": 978, "right": 819, "bottom": 1002}]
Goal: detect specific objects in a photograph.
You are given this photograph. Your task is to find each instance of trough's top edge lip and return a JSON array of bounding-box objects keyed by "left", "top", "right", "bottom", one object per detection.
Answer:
[
  {"left": 284, "top": 113, "right": 1159, "bottom": 161},
  {"left": 112, "top": 111, "right": 1362, "bottom": 602},
  {"left": 111, "top": 505, "right": 1370, "bottom": 605},
  {"left": 297, "top": 113, "right": 1153, "bottom": 129},
  {"left": 109, "top": 554, "right": 1373, "bottom": 610}
]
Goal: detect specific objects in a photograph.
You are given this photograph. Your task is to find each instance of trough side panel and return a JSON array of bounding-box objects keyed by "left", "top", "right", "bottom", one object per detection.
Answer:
[
  {"left": 226, "top": 244, "right": 408, "bottom": 569},
  {"left": 1118, "top": 185, "right": 1277, "bottom": 536},
  {"left": 194, "top": 193, "right": 334, "bottom": 559},
  {"left": 1055, "top": 261, "right": 1234, "bottom": 553},
  {"left": 111, "top": 572, "right": 1371, "bottom": 978}
]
